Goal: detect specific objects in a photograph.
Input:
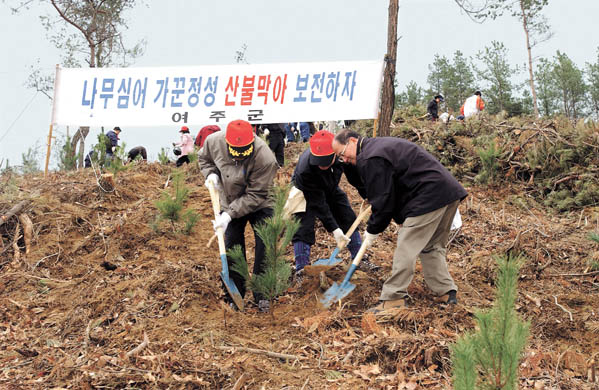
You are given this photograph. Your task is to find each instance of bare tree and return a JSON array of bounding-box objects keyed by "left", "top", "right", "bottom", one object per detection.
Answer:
[
  {"left": 377, "top": 0, "right": 399, "bottom": 137},
  {"left": 454, "top": 0, "right": 552, "bottom": 118},
  {"left": 10, "top": 0, "right": 146, "bottom": 168}
]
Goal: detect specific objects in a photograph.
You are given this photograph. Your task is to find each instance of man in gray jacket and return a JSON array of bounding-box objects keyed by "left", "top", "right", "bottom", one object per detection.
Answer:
[{"left": 199, "top": 119, "right": 279, "bottom": 311}]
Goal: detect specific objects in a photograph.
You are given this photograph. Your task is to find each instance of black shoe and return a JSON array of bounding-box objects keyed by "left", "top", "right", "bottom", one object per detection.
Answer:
[
  {"left": 357, "top": 256, "right": 381, "bottom": 272},
  {"left": 439, "top": 290, "right": 457, "bottom": 305}
]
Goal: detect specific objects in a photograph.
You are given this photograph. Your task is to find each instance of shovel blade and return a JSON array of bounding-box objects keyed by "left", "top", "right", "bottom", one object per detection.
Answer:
[
  {"left": 312, "top": 247, "right": 342, "bottom": 267},
  {"left": 320, "top": 281, "right": 356, "bottom": 309},
  {"left": 220, "top": 272, "right": 244, "bottom": 310},
  {"left": 219, "top": 253, "right": 244, "bottom": 311}
]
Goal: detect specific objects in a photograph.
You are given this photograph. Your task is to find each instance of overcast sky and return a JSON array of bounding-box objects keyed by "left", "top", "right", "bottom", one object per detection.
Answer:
[{"left": 1, "top": 0, "right": 598, "bottom": 168}]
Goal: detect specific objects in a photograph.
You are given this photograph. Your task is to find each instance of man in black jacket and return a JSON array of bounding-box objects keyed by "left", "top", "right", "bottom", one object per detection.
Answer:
[
  {"left": 332, "top": 129, "right": 468, "bottom": 312},
  {"left": 262, "top": 123, "right": 285, "bottom": 166},
  {"left": 427, "top": 95, "right": 444, "bottom": 121},
  {"left": 291, "top": 130, "right": 379, "bottom": 283}
]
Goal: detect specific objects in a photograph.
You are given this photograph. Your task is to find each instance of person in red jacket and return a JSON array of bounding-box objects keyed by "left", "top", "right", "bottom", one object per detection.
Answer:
[{"left": 195, "top": 125, "right": 221, "bottom": 148}]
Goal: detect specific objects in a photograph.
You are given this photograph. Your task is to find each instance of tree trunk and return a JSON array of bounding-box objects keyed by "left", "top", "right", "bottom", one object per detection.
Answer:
[
  {"left": 377, "top": 0, "right": 399, "bottom": 137},
  {"left": 521, "top": 1, "right": 540, "bottom": 118},
  {"left": 70, "top": 126, "right": 90, "bottom": 169}
]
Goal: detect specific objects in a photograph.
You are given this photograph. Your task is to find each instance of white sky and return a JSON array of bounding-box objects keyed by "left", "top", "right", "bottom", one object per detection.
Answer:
[{"left": 1, "top": 0, "right": 598, "bottom": 168}]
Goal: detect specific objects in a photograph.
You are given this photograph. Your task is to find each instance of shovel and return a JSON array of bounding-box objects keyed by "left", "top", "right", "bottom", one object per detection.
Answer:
[
  {"left": 312, "top": 205, "right": 372, "bottom": 267},
  {"left": 320, "top": 238, "right": 370, "bottom": 309},
  {"left": 206, "top": 181, "right": 244, "bottom": 311}
]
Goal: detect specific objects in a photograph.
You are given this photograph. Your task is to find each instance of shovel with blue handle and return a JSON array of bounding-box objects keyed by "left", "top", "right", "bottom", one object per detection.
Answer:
[
  {"left": 312, "top": 205, "right": 371, "bottom": 267},
  {"left": 206, "top": 180, "right": 244, "bottom": 311},
  {"left": 320, "top": 237, "right": 370, "bottom": 308}
]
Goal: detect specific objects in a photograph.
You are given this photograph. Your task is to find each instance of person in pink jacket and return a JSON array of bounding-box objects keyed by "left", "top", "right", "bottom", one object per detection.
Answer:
[{"left": 173, "top": 126, "right": 195, "bottom": 167}]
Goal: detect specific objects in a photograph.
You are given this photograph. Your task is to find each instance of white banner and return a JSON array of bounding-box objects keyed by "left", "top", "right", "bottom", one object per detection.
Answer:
[{"left": 52, "top": 60, "right": 384, "bottom": 127}]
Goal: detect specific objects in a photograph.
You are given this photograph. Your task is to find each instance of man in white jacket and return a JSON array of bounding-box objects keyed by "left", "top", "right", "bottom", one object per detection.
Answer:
[{"left": 459, "top": 91, "right": 485, "bottom": 119}]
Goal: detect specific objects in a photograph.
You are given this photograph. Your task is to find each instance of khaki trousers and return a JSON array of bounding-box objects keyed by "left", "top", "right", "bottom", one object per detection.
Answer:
[{"left": 380, "top": 200, "right": 459, "bottom": 301}]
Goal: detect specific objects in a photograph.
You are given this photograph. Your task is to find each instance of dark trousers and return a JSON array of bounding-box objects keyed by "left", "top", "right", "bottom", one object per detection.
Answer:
[
  {"left": 224, "top": 207, "right": 273, "bottom": 302},
  {"left": 176, "top": 155, "right": 189, "bottom": 167},
  {"left": 269, "top": 136, "right": 284, "bottom": 166},
  {"left": 292, "top": 188, "right": 356, "bottom": 245}
]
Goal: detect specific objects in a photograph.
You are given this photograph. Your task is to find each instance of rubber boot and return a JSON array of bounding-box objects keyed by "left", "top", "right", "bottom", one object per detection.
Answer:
[{"left": 293, "top": 241, "right": 311, "bottom": 272}]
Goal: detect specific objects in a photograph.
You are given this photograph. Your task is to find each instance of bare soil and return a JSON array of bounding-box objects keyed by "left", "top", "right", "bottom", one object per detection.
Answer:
[{"left": 1, "top": 142, "right": 598, "bottom": 389}]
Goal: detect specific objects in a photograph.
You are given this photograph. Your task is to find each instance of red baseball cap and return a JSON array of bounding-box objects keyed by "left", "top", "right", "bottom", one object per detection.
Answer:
[
  {"left": 309, "top": 130, "right": 335, "bottom": 166},
  {"left": 180, "top": 126, "right": 190, "bottom": 133},
  {"left": 226, "top": 120, "right": 255, "bottom": 158}
]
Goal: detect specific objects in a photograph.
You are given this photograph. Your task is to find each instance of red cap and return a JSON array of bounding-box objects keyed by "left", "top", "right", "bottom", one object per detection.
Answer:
[
  {"left": 309, "top": 130, "right": 335, "bottom": 166},
  {"left": 226, "top": 120, "right": 255, "bottom": 159},
  {"left": 226, "top": 120, "right": 254, "bottom": 147},
  {"left": 180, "top": 126, "right": 189, "bottom": 133}
]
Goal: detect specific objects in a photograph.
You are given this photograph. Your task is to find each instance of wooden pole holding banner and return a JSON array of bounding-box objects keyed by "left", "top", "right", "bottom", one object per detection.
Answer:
[{"left": 44, "top": 64, "right": 61, "bottom": 177}]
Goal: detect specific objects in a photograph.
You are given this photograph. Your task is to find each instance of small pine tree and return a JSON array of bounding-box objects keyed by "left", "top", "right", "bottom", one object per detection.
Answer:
[
  {"left": 158, "top": 147, "right": 171, "bottom": 165},
  {"left": 451, "top": 254, "right": 530, "bottom": 390},
  {"left": 105, "top": 143, "right": 129, "bottom": 177},
  {"left": 153, "top": 171, "right": 199, "bottom": 234},
  {"left": 21, "top": 144, "right": 41, "bottom": 174},
  {"left": 57, "top": 135, "right": 80, "bottom": 171},
  {"left": 229, "top": 184, "right": 299, "bottom": 316},
  {"left": 476, "top": 140, "right": 501, "bottom": 185},
  {"left": 588, "top": 233, "right": 599, "bottom": 271},
  {"left": 91, "top": 133, "right": 109, "bottom": 169}
]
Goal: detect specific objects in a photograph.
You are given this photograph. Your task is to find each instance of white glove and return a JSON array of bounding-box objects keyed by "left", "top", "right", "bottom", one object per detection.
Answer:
[
  {"left": 205, "top": 173, "right": 221, "bottom": 190},
  {"left": 284, "top": 138, "right": 288, "bottom": 146},
  {"left": 363, "top": 232, "right": 379, "bottom": 247},
  {"left": 263, "top": 128, "right": 270, "bottom": 137},
  {"left": 212, "top": 212, "right": 231, "bottom": 232},
  {"left": 332, "top": 228, "right": 351, "bottom": 248},
  {"left": 111, "top": 146, "right": 116, "bottom": 152}
]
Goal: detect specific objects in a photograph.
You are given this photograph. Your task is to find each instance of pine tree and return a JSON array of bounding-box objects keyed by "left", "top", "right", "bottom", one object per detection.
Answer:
[
  {"left": 229, "top": 184, "right": 300, "bottom": 316},
  {"left": 451, "top": 254, "right": 530, "bottom": 390},
  {"left": 153, "top": 172, "right": 199, "bottom": 234}
]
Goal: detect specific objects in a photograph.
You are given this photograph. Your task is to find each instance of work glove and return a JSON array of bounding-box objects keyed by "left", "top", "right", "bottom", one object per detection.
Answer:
[
  {"left": 111, "top": 146, "right": 116, "bottom": 152},
  {"left": 212, "top": 212, "right": 231, "bottom": 233},
  {"left": 363, "top": 232, "right": 379, "bottom": 247},
  {"left": 263, "top": 128, "right": 270, "bottom": 137},
  {"left": 284, "top": 138, "right": 288, "bottom": 146},
  {"left": 332, "top": 228, "right": 351, "bottom": 248},
  {"left": 205, "top": 173, "right": 221, "bottom": 191}
]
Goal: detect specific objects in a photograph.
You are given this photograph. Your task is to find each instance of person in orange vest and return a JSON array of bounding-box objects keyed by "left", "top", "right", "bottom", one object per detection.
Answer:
[{"left": 459, "top": 91, "right": 485, "bottom": 119}]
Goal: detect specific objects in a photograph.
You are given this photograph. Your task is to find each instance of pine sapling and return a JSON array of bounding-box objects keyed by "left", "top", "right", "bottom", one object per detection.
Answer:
[
  {"left": 451, "top": 254, "right": 530, "bottom": 390},
  {"left": 153, "top": 171, "right": 199, "bottom": 234},
  {"left": 230, "top": 184, "right": 299, "bottom": 317}
]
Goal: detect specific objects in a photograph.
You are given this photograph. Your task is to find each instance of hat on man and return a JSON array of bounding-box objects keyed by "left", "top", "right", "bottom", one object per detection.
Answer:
[
  {"left": 179, "top": 126, "right": 190, "bottom": 133},
  {"left": 435, "top": 94, "right": 444, "bottom": 102},
  {"left": 113, "top": 126, "right": 121, "bottom": 132},
  {"left": 309, "top": 130, "right": 335, "bottom": 167},
  {"left": 225, "top": 119, "right": 255, "bottom": 158}
]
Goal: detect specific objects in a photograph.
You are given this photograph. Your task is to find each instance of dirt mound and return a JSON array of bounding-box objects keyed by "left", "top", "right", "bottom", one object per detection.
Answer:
[{"left": 1, "top": 142, "right": 598, "bottom": 389}]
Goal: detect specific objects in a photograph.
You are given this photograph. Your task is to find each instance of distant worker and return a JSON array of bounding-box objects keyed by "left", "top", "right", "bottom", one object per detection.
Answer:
[
  {"left": 173, "top": 126, "right": 194, "bottom": 167},
  {"left": 127, "top": 146, "right": 147, "bottom": 163},
  {"left": 427, "top": 95, "right": 444, "bottom": 121},
  {"left": 105, "top": 126, "right": 122, "bottom": 160},
  {"left": 195, "top": 125, "right": 221, "bottom": 149},
  {"left": 459, "top": 91, "right": 485, "bottom": 119},
  {"left": 284, "top": 123, "right": 297, "bottom": 144},
  {"left": 262, "top": 123, "right": 285, "bottom": 167}
]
